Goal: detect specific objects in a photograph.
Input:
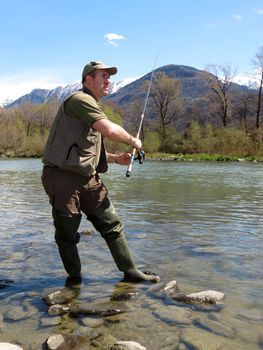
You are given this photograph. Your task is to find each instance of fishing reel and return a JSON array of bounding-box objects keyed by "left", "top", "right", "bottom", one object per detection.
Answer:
[
  {"left": 134, "top": 150, "right": 145, "bottom": 164},
  {"left": 126, "top": 150, "right": 145, "bottom": 177}
]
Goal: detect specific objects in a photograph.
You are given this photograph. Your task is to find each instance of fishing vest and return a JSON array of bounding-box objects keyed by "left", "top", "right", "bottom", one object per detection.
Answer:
[{"left": 42, "top": 91, "right": 108, "bottom": 177}]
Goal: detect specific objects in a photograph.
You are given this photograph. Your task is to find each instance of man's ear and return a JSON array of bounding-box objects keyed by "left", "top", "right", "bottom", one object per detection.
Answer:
[{"left": 83, "top": 74, "right": 93, "bottom": 86}]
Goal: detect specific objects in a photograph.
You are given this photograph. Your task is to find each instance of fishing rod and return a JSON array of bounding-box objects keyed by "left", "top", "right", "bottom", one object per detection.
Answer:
[{"left": 126, "top": 59, "right": 157, "bottom": 177}]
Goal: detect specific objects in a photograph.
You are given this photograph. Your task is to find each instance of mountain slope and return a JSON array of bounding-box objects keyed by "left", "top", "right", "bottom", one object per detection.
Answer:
[{"left": 6, "top": 64, "right": 251, "bottom": 112}]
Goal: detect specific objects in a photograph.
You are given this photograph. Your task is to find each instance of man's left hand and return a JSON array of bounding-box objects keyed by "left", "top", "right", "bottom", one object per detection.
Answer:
[{"left": 115, "top": 152, "right": 131, "bottom": 165}]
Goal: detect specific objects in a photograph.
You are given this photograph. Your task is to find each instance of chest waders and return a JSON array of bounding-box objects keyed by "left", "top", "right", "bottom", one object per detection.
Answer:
[{"left": 87, "top": 197, "right": 160, "bottom": 283}]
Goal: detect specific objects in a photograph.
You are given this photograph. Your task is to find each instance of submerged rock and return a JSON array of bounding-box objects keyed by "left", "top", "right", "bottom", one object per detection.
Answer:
[
  {"left": 44, "top": 334, "right": 91, "bottom": 350},
  {"left": 41, "top": 316, "right": 62, "bottom": 327},
  {"left": 148, "top": 280, "right": 178, "bottom": 295},
  {"left": 172, "top": 290, "right": 225, "bottom": 304},
  {"left": 44, "top": 334, "right": 65, "bottom": 350},
  {"left": 109, "top": 341, "right": 146, "bottom": 350},
  {"left": 43, "top": 289, "right": 78, "bottom": 306},
  {"left": 153, "top": 304, "right": 192, "bottom": 325},
  {"left": 4, "top": 303, "right": 38, "bottom": 321},
  {"left": 69, "top": 301, "right": 127, "bottom": 317},
  {"left": 110, "top": 291, "right": 139, "bottom": 301},
  {"left": 48, "top": 303, "right": 71, "bottom": 316},
  {"left": 194, "top": 317, "right": 236, "bottom": 339}
]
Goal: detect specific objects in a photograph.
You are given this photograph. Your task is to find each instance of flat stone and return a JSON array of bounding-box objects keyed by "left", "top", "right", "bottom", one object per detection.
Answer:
[
  {"left": 90, "top": 333, "right": 117, "bottom": 348},
  {"left": 43, "top": 289, "right": 78, "bottom": 306},
  {"left": 148, "top": 280, "right": 178, "bottom": 295},
  {"left": 4, "top": 304, "right": 37, "bottom": 321},
  {"left": 41, "top": 316, "right": 62, "bottom": 326},
  {"left": 153, "top": 304, "right": 192, "bottom": 325},
  {"left": 194, "top": 316, "right": 236, "bottom": 339},
  {"left": 44, "top": 334, "right": 91, "bottom": 350},
  {"left": 172, "top": 290, "right": 225, "bottom": 304},
  {"left": 110, "top": 291, "right": 139, "bottom": 301},
  {"left": 69, "top": 301, "right": 127, "bottom": 317},
  {"left": 109, "top": 341, "right": 146, "bottom": 350},
  {"left": 45, "top": 334, "right": 65, "bottom": 350},
  {"left": 81, "top": 317, "right": 104, "bottom": 328},
  {"left": 179, "top": 327, "right": 248, "bottom": 350},
  {"left": 48, "top": 304, "right": 70, "bottom": 316}
]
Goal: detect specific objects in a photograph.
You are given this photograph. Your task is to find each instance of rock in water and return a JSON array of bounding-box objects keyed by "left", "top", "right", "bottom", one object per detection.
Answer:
[
  {"left": 109, "top": 341, "right": 146, "bottom": 350},
  {"left": 48, "top": 304, "right": 70, "bottom": 316},
  {"left": 44, "top": 334, "right": 91, "bottom": 350},
  {"left": 43, "top": 289, "right": 78, "bottom": 306},
  {"left": 45, "top": 334, "right": 65, "bottom": 349},
  {"left": 69, "top": 302, "right": 127, "bottom": 317},
  {"left": 0, "top": 344, "right": 23, "bottom": 350},
  {"left": 110, "top": 291, "right": 139, "bottom": 301},
  {"left": 172, "top": 290, "right": 225, "bottom": 304},
  {"left": 148, "top": 280, "right": 177, "bottom": 295}
]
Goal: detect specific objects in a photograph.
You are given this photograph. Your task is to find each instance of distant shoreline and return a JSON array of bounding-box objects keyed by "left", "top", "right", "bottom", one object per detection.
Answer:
[{"left": 1, "top": 152, "right": 263, "bottom": 162}]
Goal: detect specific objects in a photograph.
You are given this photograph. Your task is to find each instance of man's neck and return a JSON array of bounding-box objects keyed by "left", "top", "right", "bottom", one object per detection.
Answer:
[{"left": 82, "top": 86, "right": 98, "bottom": 101}]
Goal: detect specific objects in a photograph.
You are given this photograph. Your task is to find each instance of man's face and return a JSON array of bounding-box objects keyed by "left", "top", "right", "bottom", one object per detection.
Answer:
[{"left": 85, "top": 69, "right": 110, "bottom": 99}]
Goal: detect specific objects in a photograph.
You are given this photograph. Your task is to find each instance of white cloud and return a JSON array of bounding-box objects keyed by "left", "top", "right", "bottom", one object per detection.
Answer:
[
  {"left": 0, "top": 68, "right": 64, "bottom": 105},
  {"left": 233, "top": 14, "right": 242, "bottom": 21},
  {"left": 256, "top": 9, "right": 263, "bottom": 15},
  {"left": 104, "top": 33, "right": 126, "bottom": 47}
]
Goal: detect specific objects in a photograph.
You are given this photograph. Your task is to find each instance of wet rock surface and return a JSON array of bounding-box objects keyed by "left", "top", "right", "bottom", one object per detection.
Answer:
[
  {"left": 69, "top": 301, "right": 127, "bottom": 317},
  {"left": 110, "top": 291, "right": 139, "bottom": 301},
  {"left": 48, "top": 303, "right": 71, "bottom": 316},
  {"left": 43, "top": 333, "right": 91, "bottom": 350},
  {"left": 43, "top": 289, "right": 79, "bottom": 306},
  {"left": 172, "top": 290, "right": 225, "bottom": 304},
  {"left": 148, "top": 280, "right": 178, "bottom": 296},
  {"left": 109, "top": 341, "right": 146, "bottom": 350},
  {"left": 0, "top": 278, "right": 228, "bottom": 349}
]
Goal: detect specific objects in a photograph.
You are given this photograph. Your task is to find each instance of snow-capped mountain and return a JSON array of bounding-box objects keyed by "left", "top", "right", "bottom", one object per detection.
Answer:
[
  {"left": 5, "top": 78, "right": 137, "bottom": 108},
  {"left": 233, "top": 70, "right": 260, "bottom": 89},
  {"left": 44, "top": 81, "right": 82, "bottom": 103},
  {"left": 109, "top": 77, "right": 139, "bottom": 94}
]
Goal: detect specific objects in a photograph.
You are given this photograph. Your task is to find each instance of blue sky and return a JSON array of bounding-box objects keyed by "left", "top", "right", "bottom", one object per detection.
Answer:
[{"left": 1, "top": 0, "right": 263, "bottom": 104}]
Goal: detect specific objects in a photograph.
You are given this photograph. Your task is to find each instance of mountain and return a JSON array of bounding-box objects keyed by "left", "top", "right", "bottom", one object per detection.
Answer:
[
  {"left": 6, "top": 88, "right": 50, "bottom": 108},
  {"left": 6, "top": 78, "right": 137, "bottom": 108},
  {"left": 105, "top": 64, "right": 251, "bottom": 108},
  {"left": 6, "top": 64, "right": 252, "bottom": 114}
]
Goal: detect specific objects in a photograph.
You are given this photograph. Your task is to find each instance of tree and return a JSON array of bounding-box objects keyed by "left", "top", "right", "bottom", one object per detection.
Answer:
[
  {"left": 252, "top": 46, "right": 263, "bottom": 129},
  {"left": 231, "top": 90, "right": 255, "bottom": 134},
  {"left": 149, "top": 72, "right": 183, "bottom": 145},
  {"left": 204, "top": 63, "right": 236, "bottom": 127}
]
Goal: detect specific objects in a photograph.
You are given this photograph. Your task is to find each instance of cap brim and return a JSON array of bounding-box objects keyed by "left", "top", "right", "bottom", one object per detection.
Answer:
[{"left": 105, "top": 67, "right": 117, "bottom": 75}]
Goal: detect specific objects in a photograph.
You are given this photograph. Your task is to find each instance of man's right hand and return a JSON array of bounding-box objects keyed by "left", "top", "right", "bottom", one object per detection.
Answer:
[{"left": 130, "top": 137, "right": 142, "bottom": 150}]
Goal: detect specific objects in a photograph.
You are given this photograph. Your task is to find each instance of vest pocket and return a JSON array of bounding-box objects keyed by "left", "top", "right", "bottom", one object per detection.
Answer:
[{"left": 64, "top": 143, "right": 95, "bottom": 176}]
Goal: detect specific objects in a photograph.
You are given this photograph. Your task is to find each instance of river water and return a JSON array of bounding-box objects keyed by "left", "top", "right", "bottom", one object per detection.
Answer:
[{"left": 0, "top": 158, "right": 262, "bottom": 349}]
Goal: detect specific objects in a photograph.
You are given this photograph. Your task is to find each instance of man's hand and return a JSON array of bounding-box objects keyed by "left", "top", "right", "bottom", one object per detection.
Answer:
[
  {"left": 129, "top": 137, "right": 142, "bottom": 150},
  {"left": 115, "top": 152, "right": 131, "bottom": 165}
]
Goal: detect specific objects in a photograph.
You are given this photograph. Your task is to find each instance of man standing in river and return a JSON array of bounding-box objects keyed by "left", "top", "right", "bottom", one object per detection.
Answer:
[{"left": 41, "top": 61, "right": 160, "bottom": 283}]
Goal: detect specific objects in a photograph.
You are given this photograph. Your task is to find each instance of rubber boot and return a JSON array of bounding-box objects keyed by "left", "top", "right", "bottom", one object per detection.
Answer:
[
  {"left": 52, "top": 209, "right": 82, "bottom": 279},
  {"left": 87, "top": 197, "right": 160, "bottom": 283}
]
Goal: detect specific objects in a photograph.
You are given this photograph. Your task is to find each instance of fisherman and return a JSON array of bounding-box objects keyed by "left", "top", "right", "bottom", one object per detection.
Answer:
[{"left": 41, "top": 61, "right": 160, "bottom": 283}]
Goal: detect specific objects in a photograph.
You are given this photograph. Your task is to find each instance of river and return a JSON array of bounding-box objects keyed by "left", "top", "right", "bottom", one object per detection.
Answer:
[{"left": 0, "top": 158, "right": 262, "bottom": 349}]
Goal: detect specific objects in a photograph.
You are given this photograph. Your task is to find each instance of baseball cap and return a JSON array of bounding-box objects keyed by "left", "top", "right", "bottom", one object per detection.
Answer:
[{"left": 82, "top": 61, "right": 117, "bottom": 81}]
